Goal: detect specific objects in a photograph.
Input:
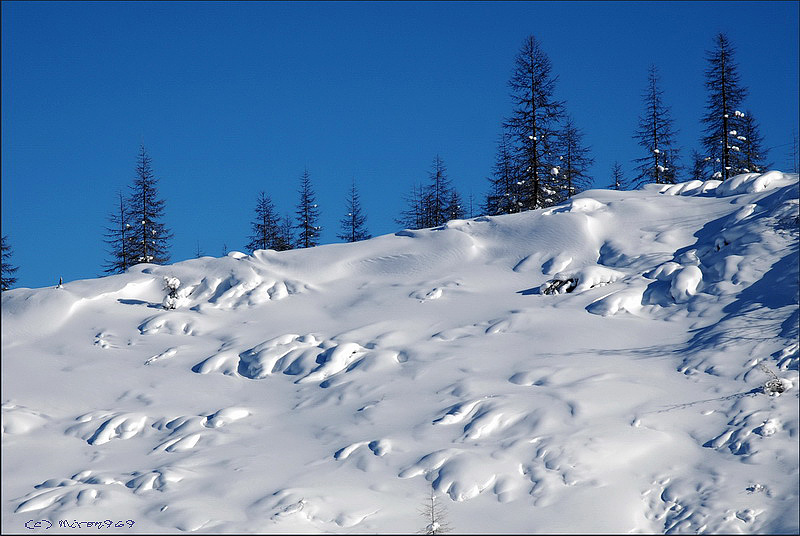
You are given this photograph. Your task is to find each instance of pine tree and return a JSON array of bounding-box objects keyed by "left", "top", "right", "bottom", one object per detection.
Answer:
[
  {"left": 505, "top": 34, "right": 564, "bottom": 210},
  {"left": 701, "top": 33, "right": 748, "bottom": 182},
  {"left": 338, "top": 180, "right": 371, "bottom": 242},
  {"left": 557, "top": 115, "right": 594, "bottom": 199},
  {"left": 246, "top": 191, "right": 282, "bottom": 252},
  {"left": 1, "top": 235, "right": 19, "bottom": 291},
  {"left": 103, "top": 191, "right": 134, "bottom": 274},
  {"left": 736, "top": 110, "right": 770, "bottom": 173},
  {"left": 194, "top": 241, "right": 203, "bottom": 258},
  {"left": 127, "top": 145, "right": 172, "bottom": 264},
  {"left": 295, "top": 170, "right": 321, "bottom": 248},
  {"left": 607, "top": 161, "right": 625, "bottom": 190},
  {"left": 633, "top": 65, "right": 680, "bottom": 188},
  {"left": 485, "top": 129, "right": 522, "bottom": 215}
]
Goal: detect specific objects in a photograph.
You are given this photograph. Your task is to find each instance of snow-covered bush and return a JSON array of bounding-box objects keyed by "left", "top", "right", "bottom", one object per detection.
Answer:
[
  {"left": 162, "top": 276, "right": 181, "bottom": 310},
  {"left": 759, "top": 363, "right": 791, "bottom": 396},
  {"left": 540, "top": 278, "right": 577, "bottom": 295}
]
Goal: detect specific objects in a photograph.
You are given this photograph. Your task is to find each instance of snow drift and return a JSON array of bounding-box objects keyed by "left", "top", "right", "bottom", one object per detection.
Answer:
[{"left": 2, "top": 171, "right": 798, "bottom": 534}]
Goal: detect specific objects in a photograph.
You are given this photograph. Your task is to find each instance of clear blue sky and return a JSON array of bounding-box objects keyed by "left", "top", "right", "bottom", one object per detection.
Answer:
[{"left": 3, "top": 1, "right": 798, "bottom": 289}]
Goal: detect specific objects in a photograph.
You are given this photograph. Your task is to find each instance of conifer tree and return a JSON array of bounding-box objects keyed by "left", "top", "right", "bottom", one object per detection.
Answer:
[
  {"left": 278, "top": 214, "right": 294, "bottom": 251},
  {"left": 505, "top": 34, "right": 564, "bottom": 209},
  {"left": 398, "top": 157, "right": 462, "bottom": 229},
  {"left": 446, "top": 189, "right": 464, "bottom": 221},
  {"left": 338, "top": 180, "right": 371, "bottom": 242},
  {"left": 397, "top": 183, "right": 427, "bottom": 230},
  {"left": 607, "top": 161, "right": 625, "bottom": 190},
  {"left": 485, "top": 129, "right": 522, "bottom": 215},
  {"left": 426, "top": 155, "right": 454, "bottom": 227},
  {"left": 701, "top": 33, "right": 748, "bottom": 182},
  {"left": 295, "top": 170, "right": 321, "bottom": 248},
  {"left": 690, "top": 149, "right": 711, "bottom": 181},
  {"left": 127, "top": 145, "right": 172, "bottom": 264},
  {"left": 419, "top": 491, "right": 451, "bottom": 534},
  {"left": 246, "top": 191, "right": 282, "bottom": 252},
  {"left": 103, "top": 191, "right": 134, "bottom": 274},
  {"left": 633, "top": 65, "right": 680, "bottom": 188},
  {"left": 1, "top": 234, "right": 18, "bottom": 291},
  {"left": 557, "top": 115, "right": 594, "bottom": 199},
  {"left": 736, "top": 110, "right": 770, "bottom": 173}
]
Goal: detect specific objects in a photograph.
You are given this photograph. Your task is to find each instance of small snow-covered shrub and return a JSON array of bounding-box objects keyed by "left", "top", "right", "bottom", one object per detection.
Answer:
[
  {"left": 163, "top": 276, "right": 181, "bottom": 310},
  {"left": 540, "top": 278, "right": 577, "bottom": 295},
  {"left": 764, "top": 379, "right": 787, "bottom": 395},
  {"left": 759, "top": 363, "right": 791, "bottom": 396}
]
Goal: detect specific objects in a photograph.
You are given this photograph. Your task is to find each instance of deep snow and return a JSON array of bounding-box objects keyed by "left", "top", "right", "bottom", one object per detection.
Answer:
[{"left": 2, "top": 171, "right": 799, "bottom": 534}]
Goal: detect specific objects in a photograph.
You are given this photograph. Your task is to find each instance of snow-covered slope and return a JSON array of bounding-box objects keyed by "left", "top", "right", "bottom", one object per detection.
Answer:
[{"left": 3, "top": 171, "right": 798, "bottom": 534}]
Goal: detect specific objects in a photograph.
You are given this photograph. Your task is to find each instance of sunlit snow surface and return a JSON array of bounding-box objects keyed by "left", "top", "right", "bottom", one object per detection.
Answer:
[{"left": 2, "top": 172, "right": 798, "bottom": 534}]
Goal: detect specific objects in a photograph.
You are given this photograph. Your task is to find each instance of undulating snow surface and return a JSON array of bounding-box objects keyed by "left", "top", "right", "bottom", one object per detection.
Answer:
[{"left": 3, "top": 171, "right": 799, "bottom": 534}]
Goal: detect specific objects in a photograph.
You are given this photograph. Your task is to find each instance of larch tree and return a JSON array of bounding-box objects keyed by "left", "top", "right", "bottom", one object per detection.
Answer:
[
  {"left": 103, "top": 191, "right": 134, "bottom": 274},
  {"left": 446, "top": 189, "right": 465, "bottom": 221},
  {"left": 633, "top": 65, "right": 680, "bottom": 188},
  {"left": 295, "top": 170, "right": 321, "bottom": 248},
  {"left": 419, "top": 491, "right": 451, "bottom": 535},
  {"left": 426, "top": 155, "right": 455, "bottom": 227},
  {"left": 607, "top": 161, "right": 625, "bottom": 190},
  {"left": 505, "top": 34, "right": 564, "bottom": 210},
  {"left": 557, "top": 115, "right": 594, "bottom": 199},
  {"left": 1, "top": 234, "right": 18, "bottom": 291},
  {"left": 278, "top": 214, "right": 294, "bottom": 251},
  {"left": 126, "top": 145, "right": 172, "bottom": 265},
  {"left": 690, "top": 149, "right": 711, "bottom": 181},
  {"left": 246, "top": 191, "right": 282, "bottom": 252},
  {"left": 397, "top": 183, "right": 427, "bottom": 230},
  {"left": 338, "top": 179, "right": 371, "bottom": 242},
  {"left": 485, "top": 128, "right": 522, "bottom": 215},
  {"left": 701, "top": 33, "right": 748, "bottom": 182},
  {"left": 398, "top": 156, "right": 461, "bottom": 230},
  {"left": 736, "top": 110, "right": 770, "bottom": 173}
]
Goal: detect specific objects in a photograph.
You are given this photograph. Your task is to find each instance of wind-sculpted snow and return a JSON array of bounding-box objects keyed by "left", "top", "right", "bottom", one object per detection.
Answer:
[{"left": 2, "top": 171, "right": 798, "bottom": 534}]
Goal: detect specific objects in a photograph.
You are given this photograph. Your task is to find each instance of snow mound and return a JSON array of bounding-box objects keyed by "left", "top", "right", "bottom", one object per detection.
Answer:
[
  {"left": 541, "top": 265, "right": 626, "bottom": 295},
  {"left": 544, "top": 197, "right": 607, "bottom": 214},
  {"left": 2, "top": 403, "right": 48, "bottom": 435},
  {"left": 659, "top": 170, "right": 795, "bottom": 197}
]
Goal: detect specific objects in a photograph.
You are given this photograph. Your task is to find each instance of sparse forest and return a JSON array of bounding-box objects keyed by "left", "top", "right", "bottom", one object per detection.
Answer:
[
  {"left": 104, "top": 146, "right": 172, "bottom": 274},
  {"left": 86, "top": 31, "right": 786, "bottom": 277},
  {"left": 1, "top": 235, "right": 18, "bottom": 291}
]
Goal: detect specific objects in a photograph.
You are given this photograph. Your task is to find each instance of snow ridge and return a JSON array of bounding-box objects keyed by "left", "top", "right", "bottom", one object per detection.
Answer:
[{"left": 2, "top": 171, "right": 798, "bottom": 534}]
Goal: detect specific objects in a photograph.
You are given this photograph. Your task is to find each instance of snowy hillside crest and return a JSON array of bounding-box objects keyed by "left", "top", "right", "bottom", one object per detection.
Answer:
[{"left": 2, "top": 171, "right": 798, "bottom": 534}]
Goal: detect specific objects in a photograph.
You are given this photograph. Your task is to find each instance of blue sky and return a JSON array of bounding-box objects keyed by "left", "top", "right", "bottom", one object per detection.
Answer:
[{"left": 2, "top": 1, "right": 798, "bottom": 289}]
